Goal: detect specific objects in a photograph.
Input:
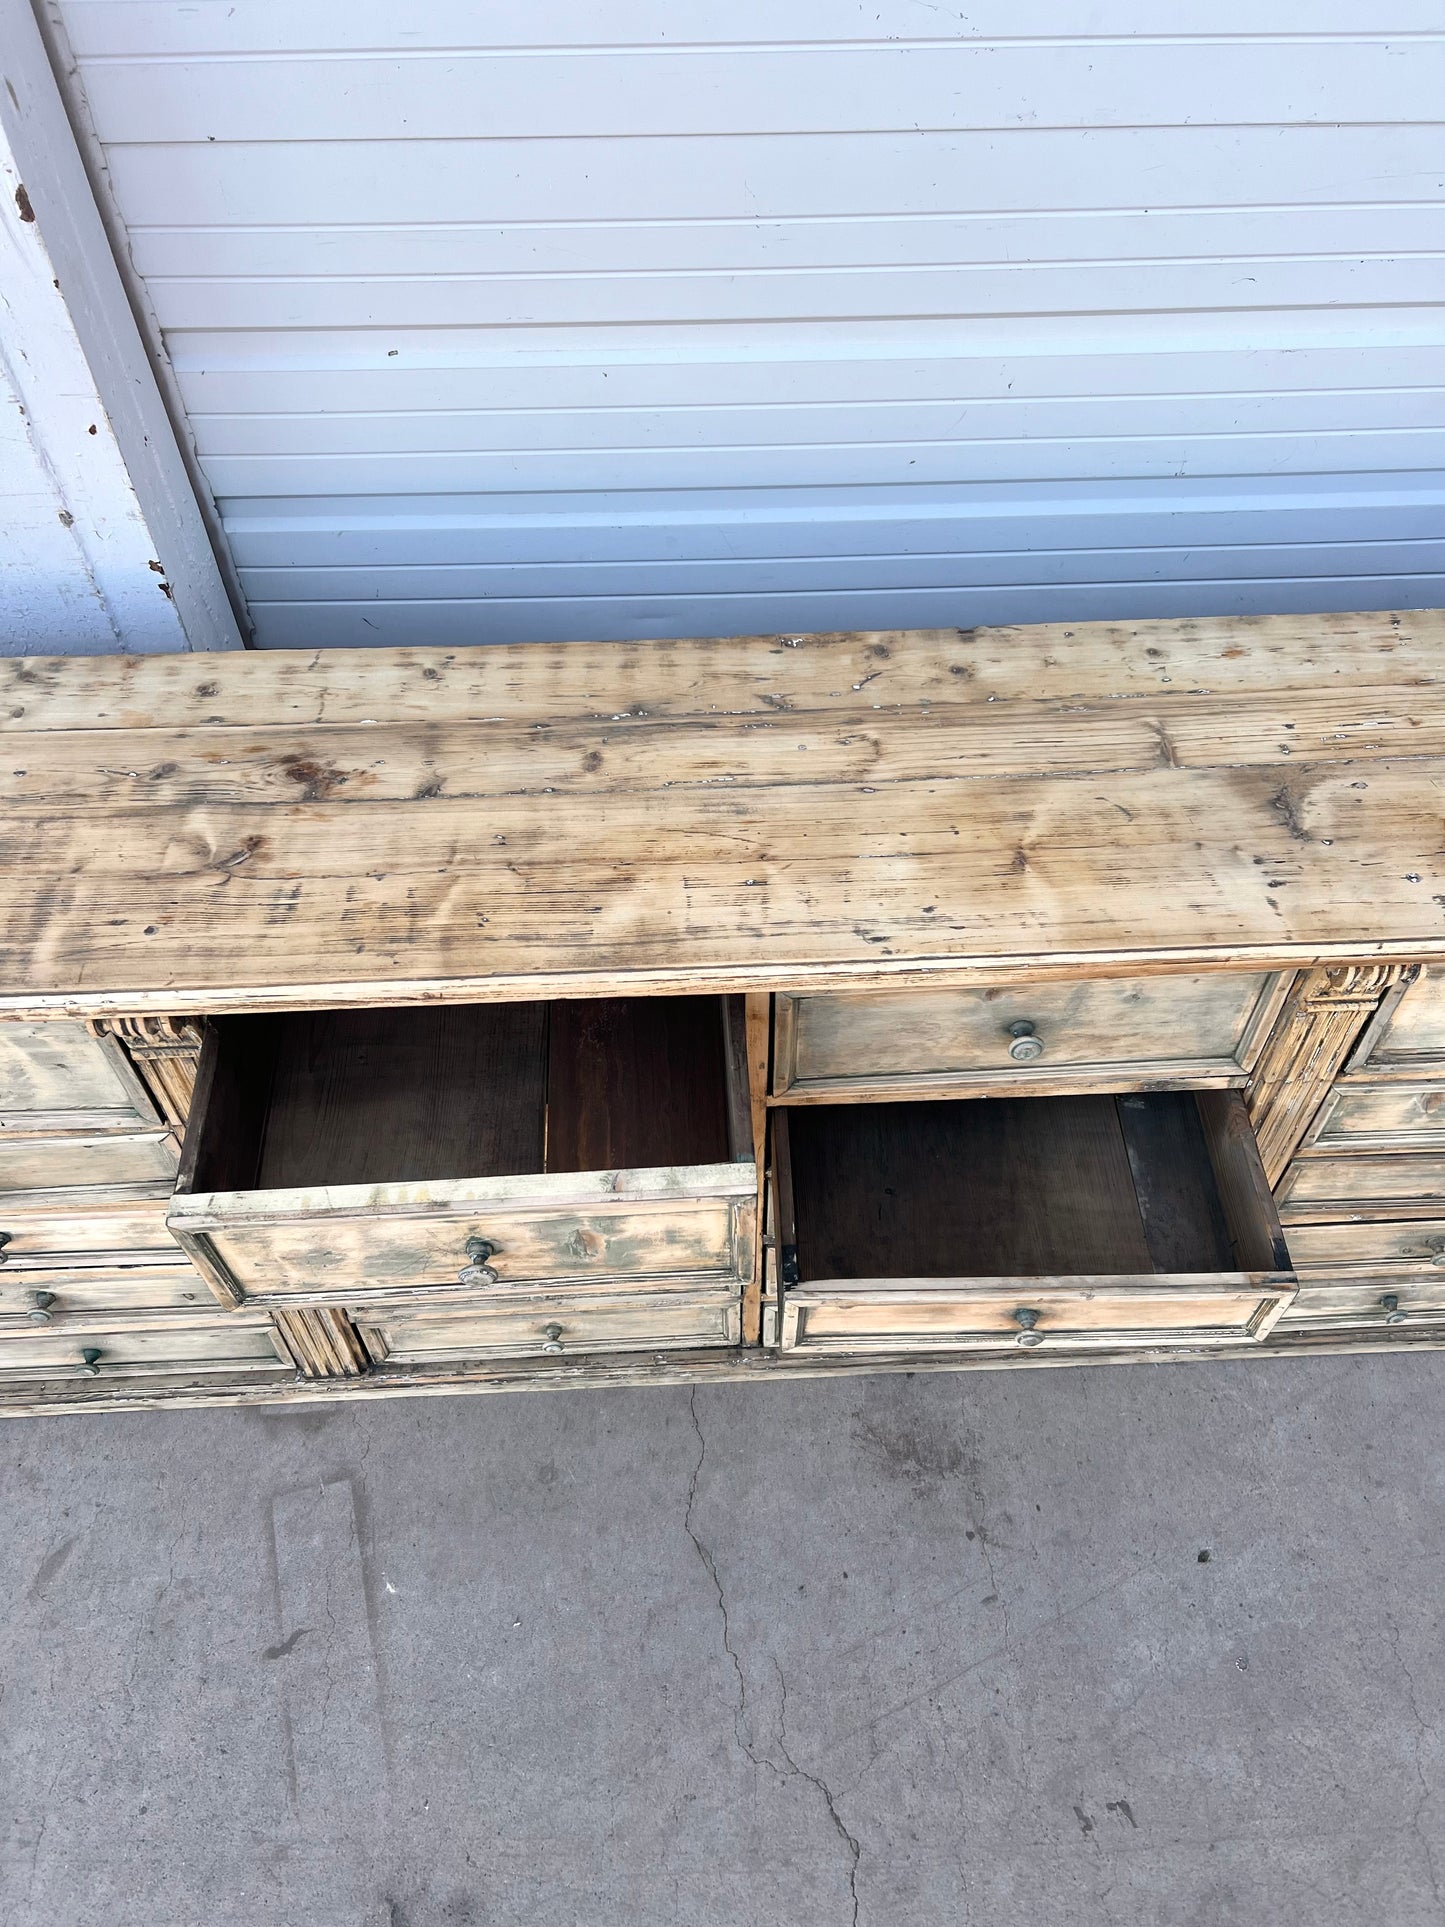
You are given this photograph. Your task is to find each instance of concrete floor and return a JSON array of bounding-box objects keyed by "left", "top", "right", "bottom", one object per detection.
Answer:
[{"left": 2, "top": 1354, "right": 1443, "bottom": 1926}]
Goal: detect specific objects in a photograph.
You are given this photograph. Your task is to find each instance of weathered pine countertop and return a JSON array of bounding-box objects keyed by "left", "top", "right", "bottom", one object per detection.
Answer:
[{"left": 1, "top": 610, "right": 1441, "bottom": 1016}]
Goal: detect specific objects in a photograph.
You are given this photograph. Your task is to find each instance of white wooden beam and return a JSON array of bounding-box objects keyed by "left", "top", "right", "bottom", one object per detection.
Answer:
[{"left": 0, "top": 0, "right": 246, "bottom": 650}]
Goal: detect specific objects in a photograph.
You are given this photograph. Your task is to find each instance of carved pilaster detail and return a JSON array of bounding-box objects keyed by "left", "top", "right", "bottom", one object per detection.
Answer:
[
  {"left": 89, "top": 1015, "right": 204, "bottom": 1132},
  {"left": 1246, "top": 964, "right": 1418, "bottom": 1186},
  {"left": 270, "top": 1307, "right": 370, "bottom": 1378}
]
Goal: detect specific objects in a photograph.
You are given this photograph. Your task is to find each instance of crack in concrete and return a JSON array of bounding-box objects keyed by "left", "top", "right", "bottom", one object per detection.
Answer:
[
  {"left": 776, "top": 1660, "right": 863, "bottom": 1927},
  {"left": 968, "top": 1467, "right": 1011, "bottom": 1649},
  {"left": 1385, "top": 1613, "right": 1442, "bottom": 1913},
  {"left": 683, "top": 1389, "right": 770, "bottom": 1772},
  {"left": 682, "top": 1391, "right": 863, "bottom": 1921}
]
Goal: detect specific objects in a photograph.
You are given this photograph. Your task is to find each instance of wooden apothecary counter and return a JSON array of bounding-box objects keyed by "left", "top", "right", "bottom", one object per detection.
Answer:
[{"left": 0, "top": 609, "right": 1442, "bottom": 1414}]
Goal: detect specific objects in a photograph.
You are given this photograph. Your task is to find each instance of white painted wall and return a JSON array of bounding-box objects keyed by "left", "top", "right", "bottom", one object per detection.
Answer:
[
  {"left": 44, "top": 1, "right": 1445, "bottom": 646},
  {"left": 0, "top": 117, "right": 186, "bottom": 653}
]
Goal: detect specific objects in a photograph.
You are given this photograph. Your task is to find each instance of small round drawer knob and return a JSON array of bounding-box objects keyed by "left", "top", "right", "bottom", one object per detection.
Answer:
[
  {"left": 27, "top": 1290, "right": 56, "bottom": 1324},
  {"left": 0, "top": 1231, "right": 11, "bottom": 1266},
  {"left": 1007, "top": 1020, "right": 1044, "bottom": 1063},
  {"left": 76, "top": 1348, "right": 103, "bottom": 1377},
  {"left": 457, "top": 1236, "right": 499, "bottom": 1287},
  {"left": 541, "top": 1323, "right": 565, "bottom": 1356},
  {"left": 1013, "top": 1307, "right": 1045, "bottom": 1347},
  {"left": 1430, "top": 1250, "right": 1445, "bottom": 1268},
  {"left": 1380, "top": 1294, "right": 1409, "bottom": 1325}
]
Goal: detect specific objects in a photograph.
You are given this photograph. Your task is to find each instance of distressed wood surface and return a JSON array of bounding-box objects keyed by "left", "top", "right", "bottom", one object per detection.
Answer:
[
  {"left": 1277, "top": 1152, "right": 1445, "bottom": 1220},
  {"left": 1196, "top": 1088, "right": 1293, "bottom": 1273},
  {"left": 90, "top": 1015, "right": 204, "bottom": 1132},
  {"left": 0, "top": 1021, "right": 161, "bottom": 1132},
  {"left": 1279, "top": 1279, "right": 1445, "bottom": 1327},
  {"left": 778, "top": 1274, "right": 1293, "bottom": 1353},
  {"left": 0, "top": 1131, "right": 177, "bottom": 1203},
  {"left": 1245, "top": 963, "right": 1410, "bottom": 1183},
  {"left": 1357, "top": 965, "right": 1445, "bottom": 1064},
  {"left": 1, "top": 613, "right": 1443, "bottom": 1014},
  {"left": 0, "top": 1309, "right": 284, "bottom": 1381},
  {"left": 0, "top": 1197, "right": 189, "bottom": 1270},
  {"left": 0, "top": 1268, "right": 212, "bottom": 1317},
  {"left": 1301, "top": 1078, "right": 1445, "bottom": 1152},
  {"left": 742, "top": 992, "right": 770, "bottom": 1343},
  {"left": 4, "top": 612, "right": 1441, "bottom": 731},
  {"left": 271, "top": 1306, "right": 369, "bottom": 1377},
  {"left": 0, "top": 1302, "right": 269, "bottom": 1336},
  {"left": 357, "top": 1293, "right": 742, "bottom": 1365},
  {"left": 169, "top": 1164, "right": 757, "bottom": 1304},
  {"left": 1283, "top": 1219, "right": 1445, "bottom": 1274},
  {"left": 773, "top": 970, "right": 1286, "bottom": 1098},
  {"left": 5, "top": 1321, "right": 1445, "bottom": 1420}
]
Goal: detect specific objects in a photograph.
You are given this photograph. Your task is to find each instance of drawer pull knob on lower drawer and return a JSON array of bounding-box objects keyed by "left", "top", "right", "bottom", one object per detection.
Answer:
[
  {"left": 1007, "top": 1021, "right": 1044, "bottom": 1063},
  {"left": 27, "top": 1290, "right": 56, "bottom": 1323},
  {"left": 541, "top": 1323, "right": 565, "bottom": 1355},
  {"left": 457, "top": 1236, "right": 500, "bottom": 1286},
  {"left": 1381, "top": 1295, "right": 1409, "bottom": 1325},
  {"left": 1014, "top": 1307, "right": 1045, "bottom": 1347},
  {"left": 76, "top": 1348, "right": 102, "bottom": 1377}
]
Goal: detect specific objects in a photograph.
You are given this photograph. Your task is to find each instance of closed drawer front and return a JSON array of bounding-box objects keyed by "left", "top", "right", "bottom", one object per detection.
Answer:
[
  {"left": 0, "top": 1199, "right": 186, "bottom": 1270},
  {"left": 1282, "top": 1219, "right": 1445, "bottom": 1276},
  {"left": 0, "top": 1312, "right": 285, "bottom": 1382},
  {"left": 0, "top": 1269, "right": 213, "bottom": 1321},
  {"left": 1360, "top": 966, "right": 1445, "bottom": 1066},
  {"left": 170, "top": 1168, "right": 755, "bottom": 1306},
  {"left": 0, "top": 1021, "right": 159, "bottom": 1134},
  {"left": 1277, "top": 1279, "right": 1445, "bottom": 1331},
  {"left": 358, "top": 1292, "right": 741, "bottom": 1365},
  {"left": 774, "top": 1275, "right": 1295, "bottom": 1356},
  {"left": 0, "top": 1132, "right": 178, "bottom": 1206},
  {"left": 774, "top": 971, "right": 1288, "bottom": 1099},
  {"left": 1277, "top": 1153, "right": 1445, "bottom": 1221},
  {"left": 1302, "top": 1082, "right": 1445, "bottom": 1152}
]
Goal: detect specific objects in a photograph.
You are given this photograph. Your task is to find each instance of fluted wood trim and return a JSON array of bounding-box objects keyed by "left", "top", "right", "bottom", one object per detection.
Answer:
[
  {"left": 270, "top": 1307, "right": 370, "bottom": 1378},
  {"left": 89, "top": 1014, "right": 204, "bottom": 1133},
  {"left": 1246, "top": 964, "right": 1417, "bottom": 1186}
]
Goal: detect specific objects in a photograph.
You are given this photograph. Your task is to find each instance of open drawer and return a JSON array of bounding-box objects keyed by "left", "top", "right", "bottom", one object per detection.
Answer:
[
  {"left": 768, "top": 1089, "right": 1295, "bottom": 1356},
  {"left": 168, "top": 998, "right": 755, "bottom": 1316}
]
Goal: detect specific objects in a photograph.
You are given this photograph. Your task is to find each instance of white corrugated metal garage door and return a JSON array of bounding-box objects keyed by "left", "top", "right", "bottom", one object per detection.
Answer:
[{"left": 49, "top": 1, "right": 1445, "bottom": 646}]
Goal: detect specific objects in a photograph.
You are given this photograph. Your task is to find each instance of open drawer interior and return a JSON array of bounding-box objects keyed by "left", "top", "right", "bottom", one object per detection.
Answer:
[
  {"left": 772, "top": 1089, "right": 1295, "bottom": 1353},
  {"left": 168, "top": 996, "right": 757, "bottom": 1308},
  {"left": 180, "top": 995, "right": 748, "bottom": 1195}
]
